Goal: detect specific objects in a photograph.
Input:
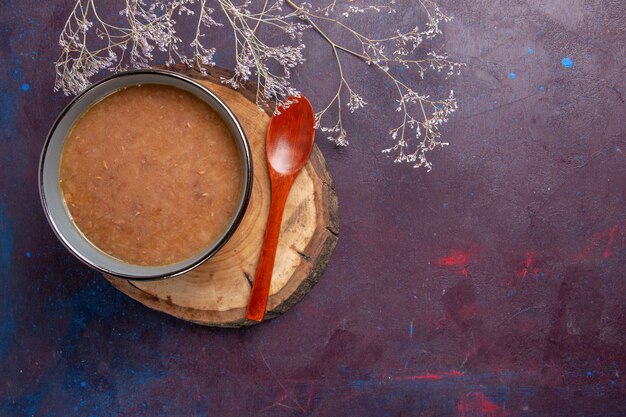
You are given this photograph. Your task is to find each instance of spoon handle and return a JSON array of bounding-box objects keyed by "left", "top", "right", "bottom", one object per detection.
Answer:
[{"left": 246, "top": 179, "right": 293, "bottom": 321}]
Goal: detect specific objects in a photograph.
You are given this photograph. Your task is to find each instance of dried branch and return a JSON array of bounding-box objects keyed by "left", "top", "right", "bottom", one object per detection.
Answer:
[{"left": 54, "top": 0, "right": 464, "bottom": 171}]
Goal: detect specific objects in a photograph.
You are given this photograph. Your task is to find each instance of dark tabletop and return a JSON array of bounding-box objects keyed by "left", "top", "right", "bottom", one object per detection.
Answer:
[{"left": 1, "top": 1, "right": 625, "bottom": 416}]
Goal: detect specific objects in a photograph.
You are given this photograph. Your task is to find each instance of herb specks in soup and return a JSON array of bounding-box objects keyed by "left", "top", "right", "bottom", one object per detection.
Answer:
[{"left": 60, "top": 84, "right": 242, "bottom": 266}]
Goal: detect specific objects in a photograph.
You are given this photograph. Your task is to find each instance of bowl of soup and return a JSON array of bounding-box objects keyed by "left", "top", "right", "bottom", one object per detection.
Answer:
[{"left": 39, "top": 69, "right": 253, "bottom": 280}]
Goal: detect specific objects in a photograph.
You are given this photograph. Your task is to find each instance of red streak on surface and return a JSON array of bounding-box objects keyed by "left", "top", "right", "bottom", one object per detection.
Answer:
[
  {"left": 436, "top": 250, "right": 470, "bottom": 267},
  {"left": 515, "top": 250, "right": 541, "bottom": 281},
  {"left": 518, "top": 250, "right": 534, "bottom": 279},
  {"left": 572, "top": 221, "right": 625, "bottom": 261},
  {"left": 394, "top": 370, "right": 464, "bottom": 381},
  {"left": 435, "top": 247, "right": 477, "bottom": 277},
  {"left": 604, "top": 225, "right": 619, "bottom": 258},
  {"left": 457, "top": 392, "right": 509, "bottom": 417}
]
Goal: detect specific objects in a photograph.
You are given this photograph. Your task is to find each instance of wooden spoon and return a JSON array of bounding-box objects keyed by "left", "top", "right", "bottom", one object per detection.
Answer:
[{"left": 246, "top": 96, "right": 316, "bottom": 322}]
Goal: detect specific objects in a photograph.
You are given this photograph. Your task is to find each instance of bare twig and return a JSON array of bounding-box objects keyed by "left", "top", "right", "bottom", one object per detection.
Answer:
[{"left": 55, "top": 0, "right": 464, "bottom": 171}]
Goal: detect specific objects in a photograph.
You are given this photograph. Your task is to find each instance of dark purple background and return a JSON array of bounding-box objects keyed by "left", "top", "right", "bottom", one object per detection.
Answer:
[{"left": 1, "top": 1, "right": 625, "bottom": 416}]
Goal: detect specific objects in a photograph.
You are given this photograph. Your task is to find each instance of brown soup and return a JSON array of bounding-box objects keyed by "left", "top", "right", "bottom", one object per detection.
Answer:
[{"left": 60, "top": 84, "right": 242, "bottom": 266}]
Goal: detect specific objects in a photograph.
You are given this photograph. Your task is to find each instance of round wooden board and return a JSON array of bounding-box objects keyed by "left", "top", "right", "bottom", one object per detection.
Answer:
[{"left": 105, "top": 65, "right": 339, "bottom": 327}]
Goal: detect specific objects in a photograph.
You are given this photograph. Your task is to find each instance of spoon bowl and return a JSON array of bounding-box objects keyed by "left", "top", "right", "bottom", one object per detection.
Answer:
[{"left": 266, "top": 98, "right": 316, "bottom": 175}]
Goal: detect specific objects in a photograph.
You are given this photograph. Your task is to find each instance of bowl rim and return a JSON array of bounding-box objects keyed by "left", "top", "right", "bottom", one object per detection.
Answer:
[{"left": 39, "top": 68, "right": 253, "bottom": 280}]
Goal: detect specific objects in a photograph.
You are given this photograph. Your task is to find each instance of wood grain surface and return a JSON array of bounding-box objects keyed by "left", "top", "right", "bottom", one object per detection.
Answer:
[{"left": 106, "top": 65, "right": 339, "bottom": 326}]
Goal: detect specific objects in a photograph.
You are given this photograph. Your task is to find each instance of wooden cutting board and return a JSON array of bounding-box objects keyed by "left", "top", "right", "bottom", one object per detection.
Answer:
[{"left": 105, "top": 65, "right": 339, "bottom": 327}]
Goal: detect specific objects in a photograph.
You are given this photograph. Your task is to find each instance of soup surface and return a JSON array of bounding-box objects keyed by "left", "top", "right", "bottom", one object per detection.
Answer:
[{"left": 60, "top": 84, "right": 242, "bottom": 266}]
